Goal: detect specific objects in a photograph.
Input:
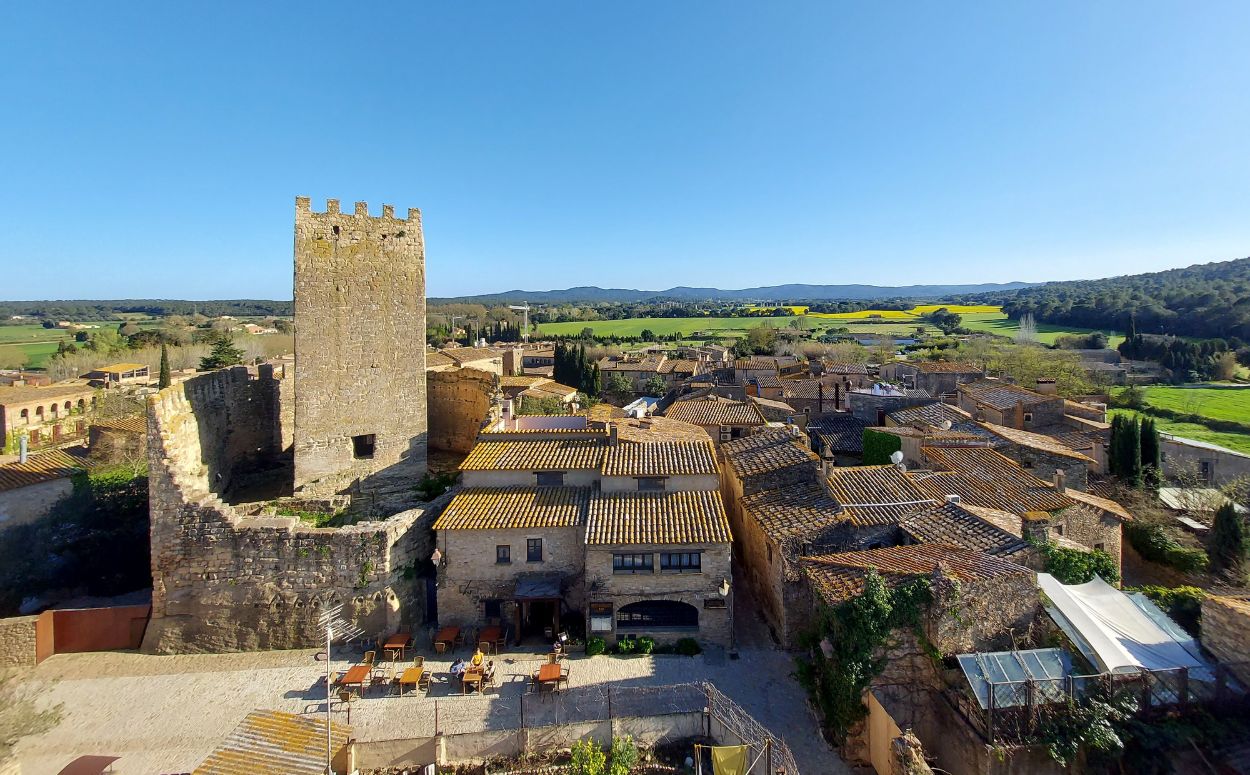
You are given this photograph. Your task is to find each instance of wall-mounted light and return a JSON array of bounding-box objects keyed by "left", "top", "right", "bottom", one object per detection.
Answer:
[
  {"left": 431, "top": 548, "right": 443, "bottom": 566},
  {"left": 718, "top": 578, "right": 730, "bottom": 597}
]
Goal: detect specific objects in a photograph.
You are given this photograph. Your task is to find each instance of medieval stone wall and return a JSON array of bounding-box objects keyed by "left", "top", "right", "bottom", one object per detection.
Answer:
[
  {"left": 143, "top": 368, "right": 441, "bottom": 654},
  {"left": 0, "top": 614, "right": 37, "bottom": 667},
  {"left": 1201, "top": 594, "right": 1250, "bottom": 686},
  {"left": 427, "top": 367, "right": 497, "bottom": 454},
  {"left": 293, "top": 197, "right": 428, "bottom": 496}
]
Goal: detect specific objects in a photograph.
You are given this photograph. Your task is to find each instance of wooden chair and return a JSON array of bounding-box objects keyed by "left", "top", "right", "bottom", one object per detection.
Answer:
[
  {"left": 362, "top": 650, "right": 377, "bottom": 668},
  {"left": 482, "top": 662, "right": 497, "bottom": 693},
  {"left": 336, "top": 689, "right": 357, "bottom": 722},
  {"left": 418, "top": 670, "right": 432, "bottom": 692},
  {"left": 371, "top": 665, "right": 396, "bottom": 695},
  {"left": 435, "top": 640, "right": 448, "bottom": 654},
  {"left": 411, "top": 655, "right": 425, "bottom": 671},
  {"left": 545, "top": 652, "right": 559, "bottom": 665},
  {"left": 478, "top": 640, "right": 493, "bottom": 656}
]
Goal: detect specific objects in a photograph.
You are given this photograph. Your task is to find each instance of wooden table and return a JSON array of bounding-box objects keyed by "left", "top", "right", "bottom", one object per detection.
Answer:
[
  {"left": 535, "top": 662, "right": 562, "bottom": 693},
  {"left": 398, "top": 666, "right": 426, "bottom": 695},
  {"left": 461, "top": 666, "right": 485, "bottom": 694},
  {"left": 383, "top": 632, "right": 411, "bottom": 661},
  {"left": 477, "top": 625, "right": 502, "bottom": 653},
  {"left": 341, "top": 664, "right": 371, "bottom": 695},
  {"left": 435, "top": 626, "right": 460, "bottom": 652}
]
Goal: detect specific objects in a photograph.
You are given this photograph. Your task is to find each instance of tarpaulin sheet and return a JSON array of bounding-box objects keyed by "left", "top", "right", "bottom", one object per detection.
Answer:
[
  {"left": 1038, "top": 573, "right": 1206, "bottom": 675},
  {"left": 711, "top": 745, "right": 748, "bottom": 775}
]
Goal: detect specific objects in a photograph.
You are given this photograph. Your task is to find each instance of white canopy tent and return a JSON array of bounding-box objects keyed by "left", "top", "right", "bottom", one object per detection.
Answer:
[{"left": 1038, "top": 573, "right": 1208, "bottom": 675}]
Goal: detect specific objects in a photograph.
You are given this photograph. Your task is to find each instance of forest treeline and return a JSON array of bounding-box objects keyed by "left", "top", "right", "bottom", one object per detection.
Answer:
[{"left": 0, "top": 299, "right": 293, "bottom": 319}]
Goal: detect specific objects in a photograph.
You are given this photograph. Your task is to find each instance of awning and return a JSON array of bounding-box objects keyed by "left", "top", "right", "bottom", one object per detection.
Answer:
[
  {"left": 1038, "top": 573, "right": 1208, "bottom": 675},
  {"left": 514, "top": 574, "right": 563, "bottom": 600},
  {"left": 957, "top": 648, "right": 1075, "bottom": 709}
]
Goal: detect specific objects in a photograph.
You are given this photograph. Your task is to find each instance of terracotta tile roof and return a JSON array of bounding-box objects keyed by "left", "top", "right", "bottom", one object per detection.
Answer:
[
  {"left": 603, "top": 440, "right": 718, "bottom": 477},
  {"left": 749, "top": 373, "right": 784, "bottom": 389},
  {"left": 520, "top": 382, "right": 579, "bottom": 400},
  {"left": 978, "top": 422, "right": 1094, "bottom": 462},
  {"left": 425, "top": 349, "right": 455, "bottom": 368},
  {"left": 781, "top": 380, "right": 831, "bottom": 401},
  {"left": 664, "top": 397, "right": 765, "bottom": 428},
  {"left": 734, "top": 358, "right": 782, "bottom": 371},
  {"left": 434, "top": 487, "right": 590, "bottom": 530},
  {"left": 90, "top": 414, "right": 147, "bottom": 434},
  {"left": 0, "top": 448, "right": 86, "bottom": 493},
  {"left": 723, "top": 428, "right": 819, "bottom": 479},
  {"left": 750, "top": 396, "right": 799, "bottom": 417},
  {"left": 499, "top": 375, "right": 550, "bottom": 388},
  {"left": 0, "top": 382, "right": 95, "bottom": 405},
  {"left": 903, "top": 361, "right": 983, "bottom": 374},
  {"left": 899, "top": 502, "right": 1031, "bottom": 557},
  {"left": 873, "top": 426, "right": 992, "bottom": 444},
  {"left": 443, "top": 346, "right": 502, "bottom": 365},
  {"left": 801, "top": 544, "right": 1032, "bottom": 606},
  {"left": 658, "top": 359, "right": 700, "bottom": 375},
  {"left": 822, "top": 361, "right": 869, "bottom": 375},
  {"left": 807, "top": 414, "right": 869, "bottom": 454},
  {"left": 600, "top": 356, "right": 665, "bottom": 373},
  {"left": 823, "top": 465, "right": 935, "bottom": 526},
  {"left": 914, "top": 447, "right": 1073, "bottom": 515},
  {"left": 582, "top": 403, "right": 627, "bottom": 421},
  {"left": 586, "top": 490, "right": 731, "bottom": 545},
  {"left": 886, "top": 402, "right": 979, "bottom": 431},
  {"left": 964, "top": 505, "right": 1090, "bottom": 553},
  {"left": 741, "top": 480, "right": 846, "bottom": 542},
  {"left": 1064, "top": 488, "right": 1133, "bottom": 521},
  {"left": 612, "top": 416, "right": 711, "bottom": 442},
  {"left": 195, "top": 709, "right": 351, "bottom": 775},
  {"left": 959, "top": 380, "right": 1054, "bottom": 410},
  {"left": 460, "top": 438, "right": 605, "bottom": 471}
]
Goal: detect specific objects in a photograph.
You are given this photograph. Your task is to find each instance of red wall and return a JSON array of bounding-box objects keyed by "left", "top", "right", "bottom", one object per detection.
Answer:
[{"left": 35, "top": 605, "right": 150, "bottom": 663}]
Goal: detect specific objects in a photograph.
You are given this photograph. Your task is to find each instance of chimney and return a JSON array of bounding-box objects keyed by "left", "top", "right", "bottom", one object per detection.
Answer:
[
  {"left": 821, "top": 448, "right": 833, "bottom": 477},
  {"left": 1053, "top": 469, "right": 1066, "bottom": 494},
  {"left": 818, "top": 382, "right": 825, "bottom": 415},
  {"left": 1014, "top": 400, "right": 1026, "bottom": 429},
  {"left": 19, "top": 435, "right": 28, "bottom": 464},
  {"left": 1022, "top": 512, "right": 1051, "bottom": 544},
  {"left": 608, "top": 423, "right": 619, "bottom": 446},
  {"left": 944, "top": 494, "right": 961, "bottom": 505},
  {"left": 1035, "top": 378, "right": 1057, "bottom": 396}
]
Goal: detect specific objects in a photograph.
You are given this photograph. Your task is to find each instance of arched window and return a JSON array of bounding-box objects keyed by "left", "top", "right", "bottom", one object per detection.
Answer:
[
  {"left": 77, "top": 399, "right": 86, "bottom": 411},
  {"left": 64, "top": 401, "right": 72, "bottom": 412},
  {"left": 19, "top": 408, "right": 29, "bottom": 424},
  {"left": 616, "top": 600, "right": 698, "bottom": 629},
  {"left": 35, "top": 405, "right": 44, "bottom": 418},
  {"left": 49, "top": 403, "right": 59, "bottom": 416}
]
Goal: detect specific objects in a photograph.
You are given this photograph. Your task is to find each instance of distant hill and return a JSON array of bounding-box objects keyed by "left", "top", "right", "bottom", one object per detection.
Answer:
[
  {"left": 969, "top": 256, "right": 1250, "bottom": 341},
  {"left": 431, "top": 281, "right": 1036, "bottom": 305}
]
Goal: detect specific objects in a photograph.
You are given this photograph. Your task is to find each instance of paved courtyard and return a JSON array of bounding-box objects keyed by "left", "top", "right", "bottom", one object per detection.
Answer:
[{"left": 15, "top": 642, "right": 851, "bottom": 775}]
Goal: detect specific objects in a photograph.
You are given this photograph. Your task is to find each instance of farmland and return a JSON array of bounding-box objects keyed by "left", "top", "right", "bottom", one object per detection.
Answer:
[
  {"left": 1118, "top": 384, "right": 1250, "bottom": 426},
  {"left": 1109, "top": 409, "right": 1250, "bottom": 456},
  {"left": 0, "top": 324, "right": 79, "bottom": 368}
]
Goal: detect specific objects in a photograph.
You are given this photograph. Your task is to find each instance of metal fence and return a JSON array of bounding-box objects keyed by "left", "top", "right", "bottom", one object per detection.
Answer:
[
  {"left": 950, "top": 663, "right": 1250, "bottom": 745},
  {"left": 420, "top": 682, "right": 800, "bottom": 774}
]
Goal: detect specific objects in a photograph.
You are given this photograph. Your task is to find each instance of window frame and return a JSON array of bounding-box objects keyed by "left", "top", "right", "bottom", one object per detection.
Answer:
[
  {"left": 536, "top": 471, "right": 565, "bottom": 487},
  {"left": 495, "top": 545, "right": 511, "bottom": 564},
  {"left": 660, "top": 551, "right": 702, "bottom": 573},
  {"left": 526, "top": 538, "right": 544, "bottom": 563},
  {"left": 635, "top": 476, "right": 667, "bottom": 492},
  {"left": 612, "top": 552, "right": 654, "bottom": 574}
]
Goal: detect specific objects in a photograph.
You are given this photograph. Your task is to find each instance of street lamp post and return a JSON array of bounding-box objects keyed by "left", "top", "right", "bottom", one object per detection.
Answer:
[{"left": 718, "top": 578, "right": 738, "bottom": 660}]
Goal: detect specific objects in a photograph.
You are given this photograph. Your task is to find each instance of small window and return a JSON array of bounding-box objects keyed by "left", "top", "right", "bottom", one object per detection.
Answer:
[
  {"left": 1094, "top": 542, "right": 1105, "bottom": 552},
  {"left": 613, "top": 553, "right": 654, "bottom": 574},
  {"left": 483, "top": 599, "right": 502, "bottom": 618},
  {"left": 660, "top": 552, "right": 702, "bottom": 573},
  {"left": 536, "top": 471, "right": 565, "bottom": 487},
  {"left": 636, "top": 477, "right": 666, "bottom": 492},
  {"left": 527, "top": 538, "right": 543, "bottom": 562},
  {"left": 1024, "top": 412, "right": 1034, "bottom": 423},
  {"left": 1022, "top": 461, "right": 1034, "bottom": 469},
  {"left": 496, "top": 545, "right": 511, "bottom": 564},
  {"left": 332, "top": 225, "right": 341, "bottom": 236},
  {"left": 767, "top": 544, "right": 773, "bottom": 563},
  {"left": 352, "top": 434, "right": 376, "bottom": 459},
  {"left": 1054, "top": 524, "right": 1065, "bottom": 536}
]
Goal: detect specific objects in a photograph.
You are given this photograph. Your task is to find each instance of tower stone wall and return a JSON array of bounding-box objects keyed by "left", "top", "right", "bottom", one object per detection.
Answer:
[{"left": 293, "top": 197, "right": 428, "bottom": 497}]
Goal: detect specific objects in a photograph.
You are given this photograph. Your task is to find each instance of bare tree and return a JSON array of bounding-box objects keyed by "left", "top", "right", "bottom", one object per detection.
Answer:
[{"left": 1015, "top": 313, "right": 1038, "bottom": 344}]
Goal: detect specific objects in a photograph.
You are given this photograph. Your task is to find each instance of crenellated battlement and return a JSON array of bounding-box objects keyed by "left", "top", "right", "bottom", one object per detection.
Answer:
[{"left": 295, "top": 195, "right": 419, "bottom": 223}]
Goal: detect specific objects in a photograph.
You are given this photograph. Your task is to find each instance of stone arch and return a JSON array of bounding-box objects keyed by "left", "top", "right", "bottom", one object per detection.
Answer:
[
  {"left": 19, "top": 408, "right": 28, "bottom": 423},
  {"left": 64, "top": 401, "right": 72, "bottom": 412},
  {"left": 35, "top": 405, "right": 44, "bottom": 418},
  {"left": 77, "top": 398, "right": 86, "bottom": 411}
]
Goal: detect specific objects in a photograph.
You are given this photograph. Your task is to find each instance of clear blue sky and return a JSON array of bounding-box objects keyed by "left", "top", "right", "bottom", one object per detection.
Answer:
[{"left": 3, "top": 2, "right": 1249, "bottom": 300}]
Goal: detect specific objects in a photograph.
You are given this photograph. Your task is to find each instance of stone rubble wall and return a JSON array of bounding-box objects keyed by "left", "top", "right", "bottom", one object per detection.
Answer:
[
  {"left": 1200, "top": 594, "right": 1250, "bottom": 687},
  {"left": 142, "top": 367, "right": 442, "bottom": 654},
  {"left": 0, "top": 614, "right": 38, "bottom": 667},
  {"left": 427, "top": 367, "right": 498, "bottom": 454}
]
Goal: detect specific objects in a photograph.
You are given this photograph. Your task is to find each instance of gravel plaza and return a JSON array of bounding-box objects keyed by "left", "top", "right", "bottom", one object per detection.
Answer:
[{"left": 14, "top": 641, "right": 853, "bottom": 775}]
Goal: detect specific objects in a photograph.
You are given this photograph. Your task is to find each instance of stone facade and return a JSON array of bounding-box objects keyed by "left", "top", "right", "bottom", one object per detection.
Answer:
[
  {"left": 1200, "top": 594, "right": 1250, "bottom": 686},
  {"left": 0, "top": 383, "right": 97, "bottom": 453},
  {"left": 1051, "top": 504, "right": 1122, "bottom": 571},
  {"left": 999, "top": 445, "right": 1089, "bottom": 492},
  {"left": 0, "top": 614, "right": 38, "bottom": 667},
  {"left": 142, "top": 366, "right": 440, "bottom": 653},
  {"left": 426, "top": 368, "right": 498, "bottom": 454},
  {"left": 293, "top": 197, "right": 428, "bottom": 496}
]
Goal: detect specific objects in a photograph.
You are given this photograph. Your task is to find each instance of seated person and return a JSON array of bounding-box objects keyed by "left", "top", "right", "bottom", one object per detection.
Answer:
[
  {"left": 471, "top": 649, "right": 485, "bottom": 668},
  {"left": 450, "top": 658, "right": 466, "bottom": 676}
]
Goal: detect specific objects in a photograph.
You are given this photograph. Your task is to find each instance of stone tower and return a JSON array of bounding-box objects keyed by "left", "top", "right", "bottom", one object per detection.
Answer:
[{"left": 293, "top": 197, "right": 428, "bottom": 496}]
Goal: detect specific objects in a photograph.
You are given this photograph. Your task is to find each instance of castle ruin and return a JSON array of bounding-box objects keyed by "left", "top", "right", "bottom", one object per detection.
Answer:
[{"left": 142, "top": 198, "right": 443, "bottom": 654}]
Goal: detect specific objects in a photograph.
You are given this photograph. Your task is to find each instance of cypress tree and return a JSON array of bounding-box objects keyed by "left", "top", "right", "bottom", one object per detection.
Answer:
[
  {"left": 1210, "top": 502, "right": 1247, "bottom": 579},
  {"left": 1108, "top": 415, "right": 1123, "bottom": 476},
  {"left": 159, "top": 344, "right": 171, "bottom": 389},
  {"left": 1140, "top": 417, "right": 1161, "bottom": 490},
  {"left": 589, "top": 363, "right": 601, "bottom": 397},
  {"left": 1127, "top": 416, "right": 1143, "bottom": 487}
]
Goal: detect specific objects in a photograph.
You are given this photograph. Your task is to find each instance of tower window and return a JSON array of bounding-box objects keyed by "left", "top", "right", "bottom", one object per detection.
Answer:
[
  {"left": 332, "top": 225, "right": 341, "bottom": 236},
  {"left": 352, "top": 434, "right": 376, "bottom": 459}
]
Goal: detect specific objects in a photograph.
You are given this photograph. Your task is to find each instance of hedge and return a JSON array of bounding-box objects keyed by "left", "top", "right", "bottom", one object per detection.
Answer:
[{"left": 1125, "top": 522, "right": 1209, "bottom": 574}]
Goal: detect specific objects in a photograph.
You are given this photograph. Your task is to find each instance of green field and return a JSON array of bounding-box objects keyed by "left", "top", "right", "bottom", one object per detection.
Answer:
[
  {"left": 958, "top": 312, "right": 1124, "bottom": 348},
  {"left": 1122, "top": 385, "right": 1250, "bottom": 425},
  {"left": 1109, "top": 409, "right": 1250, "bottom": 456},
  {"left": 0, "top": 324, "right": 78, "bottom": 368}
]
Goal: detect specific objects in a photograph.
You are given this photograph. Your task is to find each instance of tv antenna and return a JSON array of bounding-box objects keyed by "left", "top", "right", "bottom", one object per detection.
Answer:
[
  {"left": 317, "top": 604, "right": 364, "bottom": 774},
  {"left": 509, "top": 303, "right": 532, "bottom": 342}
]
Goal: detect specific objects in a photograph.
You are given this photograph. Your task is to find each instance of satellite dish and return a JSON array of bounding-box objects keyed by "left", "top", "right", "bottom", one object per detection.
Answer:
[
  {"left": 889, "top": 450, "right": 904, "bottom": 465},
  {"left": 939, "top": 420, "right": 953, "bottom": 431}
]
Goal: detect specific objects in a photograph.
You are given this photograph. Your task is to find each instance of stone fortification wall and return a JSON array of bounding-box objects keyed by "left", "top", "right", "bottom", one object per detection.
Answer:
[
  {"left": 293, "top": 197, "right": 428, "bottom": 496},
  {"left": 427, "top": 367, "right": 498, "bottom": 454},
  {"left": 143, "top": 367, "right": 439, "bottom": 654},
  {"left": 1201, "top": 594, "right": 1250, "bottom": 686},
  {"left": 0, "top": 614, "right": 37, "bottom": 667}
]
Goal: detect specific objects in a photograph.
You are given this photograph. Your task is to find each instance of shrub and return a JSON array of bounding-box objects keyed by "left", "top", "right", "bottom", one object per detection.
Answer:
[
  {"left": 608, "top": 736, "right": 639, "bottom": 775},
  {"left": 1037, "top": 542, "right": 1120, "bottom": 585},
  {"left": 636, "top": 635, "right": 655, "bottom": 655},
  {"left": 674, "top": 637, "right": 702, "bottom": 656},
  {"left": 1210, "top": 503, "right": 1248, "bottom": 579},
  {"left": 585, "top": 636, "right": 606, "bottom": 656},
  {"left": 570, "top": 739, "right": 606, "bottom": 775},
  {"left": 1131, "top": 585, "right": 1206, "bottom": 637},
  {"left": 615, "top": 637, "right": 636, "bottom": 655},
  {"left": 1125, "top": 522, "right": 1210, "bottom": 574}
]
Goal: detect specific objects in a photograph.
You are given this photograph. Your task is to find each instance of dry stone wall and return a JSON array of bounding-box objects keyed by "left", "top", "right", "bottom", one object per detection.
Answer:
[
  {"left": 143, "top": 367, "right": 440, "bottom": 654},
  {"left": 0, "top": 614, "right": 37, "bottom": 667},
  {"left": 1201, "top": 594, "right": 1250, "bottom": 686},
  {"left": 293, "top": 197, "right": 428, "bottom": 496}
]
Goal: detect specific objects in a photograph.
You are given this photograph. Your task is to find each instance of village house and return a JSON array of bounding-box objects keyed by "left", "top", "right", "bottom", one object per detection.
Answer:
[
  {"left": 432, "top": 415, "right": 733, "bottom": 647},
  {"left": 877, "top": 360, "right": 984, "bottom": 398},
  {"left": 83, "top": 362, "right": 150, "bottom": 388},
  {"left": 663, "top": 395, "right": 767, "bottom": 442},
  {"left": 719, "top": 428, "right": 851, "bottom": 646},
  {"left": 0, "top": 447, "right": 86, "bottom": 530},
  {"left": 440, "top": 346, "right": 505, "bottom": 374},
  {"left": 847, "top": 383, "right": 932, "bottom": 425},
  {"left": 732, "top": 355, "right": 803, "bottom": 384},
  {"left": 955, "top": 379, "right": 1066, "bottom": 430},
  {"left": 806, "top": 413, "right": 869, "bottom": 463},
  {"left": 0, "top": 382, "right": 98, "bottom": 453},
  {"left": 1159, "top": 433, "right": 1250, "bottom": 486}
]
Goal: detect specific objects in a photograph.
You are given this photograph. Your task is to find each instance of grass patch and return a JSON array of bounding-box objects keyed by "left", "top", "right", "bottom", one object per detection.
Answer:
[
  {"left": 1109, "top": 410, "right": 1250, "bottom": 455},
  {"left": 959, "top": 312, "right": 1124, "bottom": 348},
  {"left": 1125, "top": 385, "right": 1250, "bottom": 425}
]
